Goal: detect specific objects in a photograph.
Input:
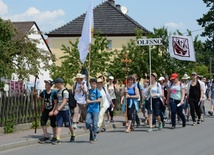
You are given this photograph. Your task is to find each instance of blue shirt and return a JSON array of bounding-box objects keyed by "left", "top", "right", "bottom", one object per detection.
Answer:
[{"left": 87, "top": 88, "right": 102, "bottom": 113}]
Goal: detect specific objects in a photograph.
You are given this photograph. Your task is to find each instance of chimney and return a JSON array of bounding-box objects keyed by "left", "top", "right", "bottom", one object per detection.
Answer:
[
  {"left": 115, "top": 4, "right": 121, "bottom": 10},
  {"left": 108, "top": 0, "right": 115, "bottom": 4}
]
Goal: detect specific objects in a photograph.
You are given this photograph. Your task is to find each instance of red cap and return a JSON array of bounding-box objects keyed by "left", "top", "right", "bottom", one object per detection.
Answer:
[{"left": 170, "top": 73, "right": 179, "bottom": 80}]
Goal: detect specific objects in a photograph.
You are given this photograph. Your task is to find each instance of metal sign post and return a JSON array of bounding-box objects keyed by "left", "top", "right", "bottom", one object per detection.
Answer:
[{"left": 137, "top": 38, "right": 162, "bottom": 109}]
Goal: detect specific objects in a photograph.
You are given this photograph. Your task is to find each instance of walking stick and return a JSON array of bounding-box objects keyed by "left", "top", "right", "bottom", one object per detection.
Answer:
[{"left": 33, "top": 75, "right": 39, "bottom": 133}]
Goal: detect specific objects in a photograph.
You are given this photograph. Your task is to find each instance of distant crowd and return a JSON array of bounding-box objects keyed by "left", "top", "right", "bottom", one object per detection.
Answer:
[{"left": 37, "top": 72, "right": 214, "bottom": 144}]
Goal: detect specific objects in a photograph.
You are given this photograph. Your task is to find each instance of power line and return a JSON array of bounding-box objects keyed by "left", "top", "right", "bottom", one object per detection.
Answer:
[{"left": 182, "top": 28, "right": 204, "bottom": 34}]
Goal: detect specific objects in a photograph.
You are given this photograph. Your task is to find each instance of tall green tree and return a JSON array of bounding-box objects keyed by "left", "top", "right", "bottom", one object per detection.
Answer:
[
  {"left": 0, "top": 18, "right": 54, "bottom": 85},
  {"left": 197, "top": 0, "right": 214, "bottom": 69},
  {"left": 50, "top": 34, "right": 111, "bottom": 86}
]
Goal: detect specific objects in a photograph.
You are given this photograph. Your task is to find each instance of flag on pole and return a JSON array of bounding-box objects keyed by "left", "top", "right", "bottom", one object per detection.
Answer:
[
  {"left": 168, "top": 35, "right": 196, "bottom": 62},
  {"left": 78, "top": 0, "right": 94, "bottom": 64}
]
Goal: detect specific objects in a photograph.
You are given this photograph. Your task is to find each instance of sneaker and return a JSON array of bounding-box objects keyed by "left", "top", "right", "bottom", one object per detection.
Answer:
[
  {"left": 101, "top": 128, "right": 106, "bottom": 132},
  {"left": 51, "top": 137, "right": 57, "bottom": 143},
  {"left": 73, "top": 123, "right": 78, "bottom": 129},
  {"left": 208, "top": 111, "right": 213, "bottom": 116},
  {"left": 52, "top": 139, "right": 61, "bottom": 145},
  {"left": 201, "top": 118, "right": 204, "bottom": 122},
  {"left": 197, "top": 120, "right": 201, "bottom": 124},
  {"left": 38, "top": 137, "right": 49, "bottom": 144},
  {"left": 147, "top": 128, "right": 153, "bottom": 133},
  {"left": 70, "top": 134, "right": 76, "bottom": 142},
  {"left": 89, "top": 134, "right": 93, "bottom": 141},
  {"left": 182, "top": 123, "right": 186, "bottom": 127},
  {"left": 90, "top": 138, "right": 97, "bottom": 143},
  {"left": 192, "top": 122, "right": 196, "bottom": 126},
  {"left": 158, "top": 123, "right": 163, "bottom": 130},
  {"left": 171, "top": 126, "right": 176, "bottom": 130}
]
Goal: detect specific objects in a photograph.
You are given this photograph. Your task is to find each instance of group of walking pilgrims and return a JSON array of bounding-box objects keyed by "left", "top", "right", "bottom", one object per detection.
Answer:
[{"left": 37, "top": 71, "right": 214, "bottom": 144}]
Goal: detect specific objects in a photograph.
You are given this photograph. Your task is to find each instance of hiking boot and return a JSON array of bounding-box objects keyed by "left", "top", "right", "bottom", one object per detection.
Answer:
[
  {"left": 70, "top": 134, "right": 76, "bottom": 142},
  {"left": 38, "top": 137, "right": 49, "bottom": 144},
  {"left": 52, "top": 139, "right": 61, "bottom": 145},
  {"left": 147, "top": 128, "right": 153, "bottom": 133}
]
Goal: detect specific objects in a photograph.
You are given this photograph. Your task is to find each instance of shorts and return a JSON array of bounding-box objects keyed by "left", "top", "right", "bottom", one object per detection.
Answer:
[
  {"left": 145, "top": 98, "right": 161, "bottom": 116},
  {"left": 56, "top": 110, "right": 72, "bottom": 127},
  {"left": 41, "top": 109, "right": 56, "bottom": 128}
]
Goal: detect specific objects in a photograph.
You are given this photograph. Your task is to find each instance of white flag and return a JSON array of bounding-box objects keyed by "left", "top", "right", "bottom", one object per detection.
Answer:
[
  {"left": 168, "top": 35, "right": 196, "bottom": 62},
  {"left": 78, "top": 0, "right": 94, "bottom": 64}
]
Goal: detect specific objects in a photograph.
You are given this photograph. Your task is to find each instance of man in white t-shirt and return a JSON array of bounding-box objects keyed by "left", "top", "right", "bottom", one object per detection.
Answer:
[{"left": 73, "top": 73, "right": 88, "bottom": 129}]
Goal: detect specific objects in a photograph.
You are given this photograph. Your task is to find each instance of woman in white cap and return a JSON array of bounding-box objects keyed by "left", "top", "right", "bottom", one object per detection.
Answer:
[
  {"left": 107, "top": 76, "right": 118, "bottom": 122},
  {"left": 182, "top": 73, "right": 190, "bottom": 121}
]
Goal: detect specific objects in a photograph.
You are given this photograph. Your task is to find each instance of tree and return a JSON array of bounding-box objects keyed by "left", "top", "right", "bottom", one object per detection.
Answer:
[
  {"left": 50, "top": 34, "right": 111, "bottom": 86},
  {"left": 0, "top": 18, "right": 54, "bottom": 86},
  {"left": 197, "top": 0, "right": 214, "bottom": 70}
]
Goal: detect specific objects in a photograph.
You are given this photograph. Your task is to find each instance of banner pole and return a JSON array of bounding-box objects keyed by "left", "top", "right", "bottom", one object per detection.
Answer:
[{"left": 149, "top": 46, "right": 152, "bottom": 110}]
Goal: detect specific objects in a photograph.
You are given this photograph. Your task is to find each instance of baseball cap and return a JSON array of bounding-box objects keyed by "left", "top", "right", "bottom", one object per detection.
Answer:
[
  {"left": 170, "top": 73, "right": 179, "bottom": 80},
  {"left": 44, "top": 80, "right": 53, "bottom": 86},
  {"left": 109, "top": 76, "right": 114, "bottom": 80},
  {"left": 158, "top": 77, "right": 165, "bottom": 81},
  {"left": 191, "top": 72, "right": 197, "bottom": 75},
  {"left": 54, "top": 78, "right": 64, "bottom": 84}
]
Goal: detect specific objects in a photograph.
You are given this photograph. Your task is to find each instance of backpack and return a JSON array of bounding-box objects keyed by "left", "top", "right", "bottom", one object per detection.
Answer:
[
  {"left": 61, "top": 88, "right": 77, "bottom": 109},
  {"left": 42, "top": 89, "right": 56, "bottom": 109}
]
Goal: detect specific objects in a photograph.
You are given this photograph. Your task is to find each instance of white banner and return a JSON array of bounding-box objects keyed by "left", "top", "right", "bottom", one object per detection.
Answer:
[
  {"left": 78, "top": 0, "right": 94, "bottom": 64},
  {"left": 168, "top": 35, "right": 196, "bottom": 62}
]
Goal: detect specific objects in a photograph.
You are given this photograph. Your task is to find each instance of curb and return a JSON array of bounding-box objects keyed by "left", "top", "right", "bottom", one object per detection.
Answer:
[{"left": 0, "top": 122, "right": 124, "bottom": 152}]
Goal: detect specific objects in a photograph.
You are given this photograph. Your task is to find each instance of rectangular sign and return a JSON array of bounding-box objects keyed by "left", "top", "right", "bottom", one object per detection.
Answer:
[{"left": 137, "top": 38, "right": 162, "bottom": 46}]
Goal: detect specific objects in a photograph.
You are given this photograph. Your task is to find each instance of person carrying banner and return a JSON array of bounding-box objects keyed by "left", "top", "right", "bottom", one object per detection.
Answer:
[
  {"left": 146, "top": 73, "right": 163, "bottom": 133},
  {"left": 73, "top": 73, "right": 88, "bottom": 129},
  {"left": 186, "top": 72, "right": 204, "bottom": 126}
]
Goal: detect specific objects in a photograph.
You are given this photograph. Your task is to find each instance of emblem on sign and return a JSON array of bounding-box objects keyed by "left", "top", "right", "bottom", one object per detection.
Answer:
[{"left": 172, "top": 36, "right": 190, "bottom": 57}]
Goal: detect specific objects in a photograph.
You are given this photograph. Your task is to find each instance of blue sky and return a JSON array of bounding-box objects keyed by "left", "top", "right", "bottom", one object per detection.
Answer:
[{"left": 0, "top": 0, "right": 209, "bottom": 40}]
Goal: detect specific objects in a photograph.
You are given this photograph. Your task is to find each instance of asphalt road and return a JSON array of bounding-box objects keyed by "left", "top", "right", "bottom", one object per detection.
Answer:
[{"left": 1, "top": 115, "right": 214, "bottom": 155}]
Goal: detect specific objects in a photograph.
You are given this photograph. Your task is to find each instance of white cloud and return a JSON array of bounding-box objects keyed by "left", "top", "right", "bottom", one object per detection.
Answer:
[
  {"left": 165, "top": 22, "right": 184, "bottom": 29},
  {"left": 0, "top": 0, "right": 8, "bottom": 15},
  {"left": 1, "top": 3, "right": 65, "bottom": 33}
]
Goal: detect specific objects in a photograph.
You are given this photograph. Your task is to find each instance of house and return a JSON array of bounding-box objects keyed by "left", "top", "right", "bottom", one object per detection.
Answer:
[
  {"left": 46, "top": 0, "right": 149, "bottom": 66},
  {"left": 11, "top": 21, "right": 52, "bottom": 91}
]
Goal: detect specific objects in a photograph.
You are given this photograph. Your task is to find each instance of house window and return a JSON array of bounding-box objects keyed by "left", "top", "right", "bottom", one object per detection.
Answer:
[{"left": 107, "top": 40, "right": 112, "bottom": 50}]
